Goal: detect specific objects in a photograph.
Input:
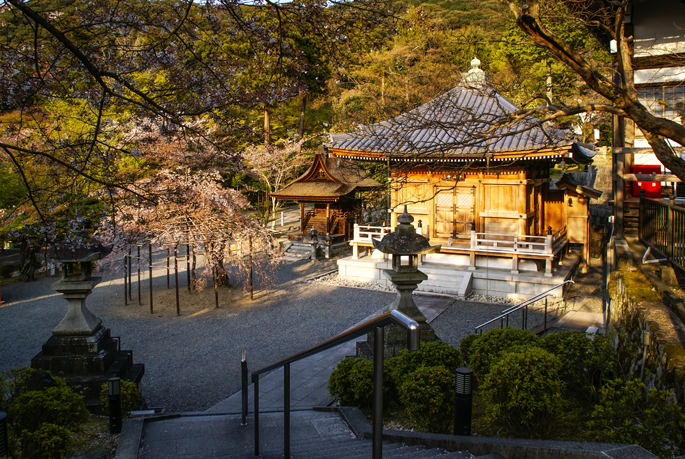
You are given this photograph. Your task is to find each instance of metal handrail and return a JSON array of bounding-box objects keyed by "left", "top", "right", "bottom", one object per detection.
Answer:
[
  {"left": 475, "top": 280, "right": 574, "bottom": 335},
  {"left": 251, "top": 310, "right": 420, "bottom": 459}
]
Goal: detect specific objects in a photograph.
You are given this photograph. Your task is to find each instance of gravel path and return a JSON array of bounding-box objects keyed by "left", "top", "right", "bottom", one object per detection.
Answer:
[
  {"left": 0, "top": 251, "right": 580, "bottom": 413},
  {"left": 0, "top": 256, "right": 394, "bottom": 413}
]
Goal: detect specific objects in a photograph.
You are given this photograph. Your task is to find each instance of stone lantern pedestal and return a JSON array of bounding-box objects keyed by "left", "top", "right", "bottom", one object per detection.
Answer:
[
  {"left": 31, "top": 244, "right": 144, "bottom": 412},
  {"left": 357, "top": 207, "right": 439, "bottom": 359}
]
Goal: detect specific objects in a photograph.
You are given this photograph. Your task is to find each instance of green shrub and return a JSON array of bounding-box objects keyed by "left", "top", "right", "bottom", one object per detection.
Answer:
[
  {"left": 469, "top": 328, "right": 539, "bottom": 380},
  {"left": 540, "top": 331, "right": 619, "bottom": 402},
  {"left": 328, "top": 357, "right": 377, "bottom": 409},
  {"left": 481, "top": 346, "right": 565, "bottom": 438},
  {"left": 388, "top": 341, "right": 461, "bottom": 389},
  {"left": 458, "top": 334, "right": 479, "bottom": 366},
  {"left": 2, "top": 367, "right": 89, "bottom": 459},
  {"left": 586, "top": 379, "right": 685, "bottom": 457},
  {"left": 99, "top": 380, "right": 141, "bottom": 414},
  {"left": 399, "top": 366, "right": 454, "bottom": 433}
]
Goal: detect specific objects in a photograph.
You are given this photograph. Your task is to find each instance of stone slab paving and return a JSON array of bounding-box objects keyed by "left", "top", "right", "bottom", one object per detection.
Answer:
[
  {"left": 204, "top": 294, "right": 455, "bottom": 414},
  {"left": 139, "top": 411, "right": 354, "bottom": 459}
]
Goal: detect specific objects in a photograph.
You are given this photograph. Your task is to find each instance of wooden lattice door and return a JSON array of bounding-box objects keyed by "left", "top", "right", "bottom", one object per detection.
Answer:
[{"left": 435, "top": 187, "right": 474, "bottom": 238}]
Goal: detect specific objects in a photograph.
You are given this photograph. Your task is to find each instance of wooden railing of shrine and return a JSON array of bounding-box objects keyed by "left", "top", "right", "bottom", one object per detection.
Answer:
[{"left": 349, "top": 223, "right": 569, "bottom": 276}]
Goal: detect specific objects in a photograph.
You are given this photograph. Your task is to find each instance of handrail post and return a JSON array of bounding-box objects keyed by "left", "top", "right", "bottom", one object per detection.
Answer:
[
  {"left": 544, "top": 297, "right": 548, "bottom": 332},
  {"left": 372, "top": 325, "right": 384, "bottom": 459},
  {"left": 668, "top": 196, "right": 675, "bottom": 260},
  {"left": 253, "top": 375, "right": 260, "bottom": 456},
  {"left": 284, "top": 363, "right": 290, "bottom": 458},
  {"left": 123, "top": 255, "right": 128, "bottom": 306}
]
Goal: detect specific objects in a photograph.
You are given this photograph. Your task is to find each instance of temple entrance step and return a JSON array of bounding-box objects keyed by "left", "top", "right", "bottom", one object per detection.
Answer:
[
  {"left": 282, "top": 242, "right": 314, "bottom": 261},
  {"left": 415, "top": 268, "right": 473, "bottom": 299}
]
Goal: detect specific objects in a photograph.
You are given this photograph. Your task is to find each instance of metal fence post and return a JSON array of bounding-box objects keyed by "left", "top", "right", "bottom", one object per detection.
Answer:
[
  {"left": 372, "top": 326, "right": 384, "bottom": 459},
  {"left": 241, "top": 350, "right": 248, "bottom": 426},
  {"left": 0, "top": 411, "right": 7, "bottom": 458}
]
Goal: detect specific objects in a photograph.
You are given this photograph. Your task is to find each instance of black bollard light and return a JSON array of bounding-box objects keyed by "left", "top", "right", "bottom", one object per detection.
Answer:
[
  {"left": 0, "top": 411, "right": 8, "bottom": 458},
  {"left": 453, "top": 368, "right": 473, "bottom": 436},
  {"left": 108, "top": 377, "right": 122, "bottom": 434}
]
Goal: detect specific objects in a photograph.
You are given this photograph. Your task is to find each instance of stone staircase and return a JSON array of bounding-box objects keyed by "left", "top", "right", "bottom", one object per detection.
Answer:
[
  {"left": 282, "top": 242, "right": 315, "bottom": 261},
  {"left": 416, "top": 264, "right": 473, "bottom": 298}
]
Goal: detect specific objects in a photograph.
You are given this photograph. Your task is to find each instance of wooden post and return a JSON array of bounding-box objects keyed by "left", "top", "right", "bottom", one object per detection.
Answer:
[
  {"left": 174, "top": 245, "right": 180, "bottom": 316},
  {"left": 668, "top": 196, "right": 675, "bottom": 260},
  {"left": 192, "top": 246, "right": 197, "bottom": 291},
  {"left": 137, "top": 245, "right": 141, "bottom": 306},
  {"left": 615, "top": 149, "right": 625, "bottom": 239},
  {"left": 149, "top": 242, "right": 153, "bottom": 314},
  {"left": 300, "top": 203, "right": 305, "bottom": 232},
  {"left": 214, "top": 264, "right": 219, "bottom": 309},
  {"left": 249, "top": 236, "right": 254, "bottom": 301},
  {"left": 123, "top": 255, "right": 127, "bottom": 306},
  {"left": 186, "top": 244, "right": 191, "bottom": 294},
  {"left": 166, "top": 248, "right": 170, "bottom": 289}
]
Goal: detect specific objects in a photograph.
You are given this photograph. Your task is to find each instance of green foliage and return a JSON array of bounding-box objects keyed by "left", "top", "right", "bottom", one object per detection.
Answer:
[
  {"left": 481, "top": 346, "right": 565, "bottom": 438},
  {"left": 99, "top": 380, "right": 141, "bottom": 414},
  {"left": 398, "top": 366, "right": 454, "bottom": 433},
  {"left": 469, "top": 327, "right": 539, "bottom": 380},
  {"left": 388, "top": 341, "right": 461, "bottom": 389},
  {"left": 540, "top": 330, "right": 618, "bottom": 402},
  {"left": 1, "top": 367, "right": 88, "bottom": 459},
  {"left": 327, "top": 357, "right": 377, "bottom": 409},
  {"left": 586, "top": 379, "right": 685, "bottom": 457},
  {"left": 458, "top": 334, "right": 479, "bottom": 366}
]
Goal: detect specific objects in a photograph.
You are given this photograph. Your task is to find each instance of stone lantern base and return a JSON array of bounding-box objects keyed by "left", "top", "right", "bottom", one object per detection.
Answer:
[{"left": 31, "top": 277, "right": 145, "bottom": 412}]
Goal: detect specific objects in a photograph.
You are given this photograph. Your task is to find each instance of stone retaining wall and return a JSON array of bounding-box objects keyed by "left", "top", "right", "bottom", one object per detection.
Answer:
[{"left": 609, "top": 275, "right": 685, "bottom": 401}]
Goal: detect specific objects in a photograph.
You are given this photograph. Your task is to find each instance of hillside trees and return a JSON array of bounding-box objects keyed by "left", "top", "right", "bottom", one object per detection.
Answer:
[{"left": 0, "top": 0, "right": 397, "bottom": 277}]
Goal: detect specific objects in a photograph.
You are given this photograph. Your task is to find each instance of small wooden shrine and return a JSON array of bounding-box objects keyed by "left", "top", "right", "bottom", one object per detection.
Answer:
[{"left": 271, "top": 146, "right": 380, "bottom": 241}]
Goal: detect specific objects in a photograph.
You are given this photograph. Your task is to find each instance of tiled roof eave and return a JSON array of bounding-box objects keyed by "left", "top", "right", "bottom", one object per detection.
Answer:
[{"left": 328, "top": 145, "right": 575, "bottom": 162}]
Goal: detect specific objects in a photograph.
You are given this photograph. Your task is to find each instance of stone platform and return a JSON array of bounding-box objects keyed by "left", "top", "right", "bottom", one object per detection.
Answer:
[{"left": 337, "top": 251, "right": 580, "bottom": 300}]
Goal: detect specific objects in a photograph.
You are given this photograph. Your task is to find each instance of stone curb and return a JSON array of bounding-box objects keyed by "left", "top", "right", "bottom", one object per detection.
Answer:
[
  {"left": 362, "top": 429, "right": 657, "bottom": 459},
  {"left": 114, "top": 418, "right": 143, "bottom": 459}
]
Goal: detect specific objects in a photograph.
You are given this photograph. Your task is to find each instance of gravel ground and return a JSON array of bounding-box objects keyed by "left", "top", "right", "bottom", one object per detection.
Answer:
[
  {"left": 0, "top": 251, "right": 577, "bottom": 413},
  {"left": 0, "top": 255, "right": 394, "bottom": 413}
]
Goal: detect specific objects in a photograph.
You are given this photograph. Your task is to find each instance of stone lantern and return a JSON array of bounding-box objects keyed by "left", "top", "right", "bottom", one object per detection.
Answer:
[
  {"left": 358, "top": 206, "right": 441, "bottom": 358},
  {"left": 31, "top": 232, "right": 144, "bottom": 411}
]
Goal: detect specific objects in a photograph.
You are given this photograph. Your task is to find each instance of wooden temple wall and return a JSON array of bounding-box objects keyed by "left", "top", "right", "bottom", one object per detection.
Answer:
[{"left": 389, "top": 168, "right": 585, "bottom": 245}]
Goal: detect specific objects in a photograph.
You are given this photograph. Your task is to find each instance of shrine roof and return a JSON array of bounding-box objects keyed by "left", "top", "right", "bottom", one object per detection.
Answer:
[
  {"left": 327, "top": 81, "right": 578, "bottom": 161},
  {"left": 271, "top": 151, "right": 380, "bottom": 200}
]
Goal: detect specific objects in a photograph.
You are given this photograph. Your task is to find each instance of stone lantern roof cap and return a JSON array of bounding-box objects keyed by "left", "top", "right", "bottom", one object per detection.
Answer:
[
  {"left": 373, "top": 206, "right": 441, "bottom": 255},
  {"left": 47, "top": 230, "right": 112, "bottom": 263}
]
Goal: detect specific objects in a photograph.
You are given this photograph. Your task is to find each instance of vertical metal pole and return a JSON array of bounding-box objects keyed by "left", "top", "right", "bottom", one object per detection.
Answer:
[
  {"left": 284, "top": 363, "right": 290, "bottom": 458},
  {"left": 241, "top": 350, "right": 248, "bottom": 426},
  {"left": 128, "top": 247, "right": 132, "bottom": 300},
  {"left": 249, "top": 236, "right": 254, "bottom": 301},
  {"left": 123, "top": 255, "right": 128, "bottom": 306},
  {"left": 544, "top": 297, "right": 548, "bottom": 332},
  {"left": 522, "top": 306, "right": 525, "bottom": 329},
  {"left": 186, "top": 244, "right": 191, "bottom": 294},
  {"left": 253, "top": 375, "right": 260, "bottom": 456},
  {"left": 149, "top": 242, "right": 153, "bottom": 314},
  {"left": 192, "top": 246, "right": 197, "bottom": 291},
  {"left": 372, "top": 325, "right": 384, "bottom": 459},
  {"left": 137, "top": 245, "right": 141, "bottom": 305},
  {"left": 174, "top": 245, "right": 180, "bottom": 316},
  {"left": 214, "top": 264, "right": 219, "bottom": 308},
  {"left": 166, "top": 248, "right": 170, "bottom": 289}
]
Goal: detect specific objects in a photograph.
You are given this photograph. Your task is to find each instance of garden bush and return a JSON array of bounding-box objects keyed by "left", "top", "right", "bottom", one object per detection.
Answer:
[
  {"left": 586, "top": 379, "right": 685, "bottom": 457},
  {"left": 387, "top": 341, "right": 461, "bottom": 389},
  {"left": 458, "top": 334, "right": 479, "bottom": 366},
  {"left": 1, "top": 367, "right": 89, "bottom": 458},
  {"left": 399, "top": 366, "right": 454, "bottom": 433},
  {"left": 481, "top": 346, "right": 565, "bottom": 438},
  {"left": 99, "top": 379, "right": 142, "bottom": 414},
  {"left": 328, "top": 357, "right": 383, "bottom": 409},
  {"left": 540, "top": 330, "right": 619, "bottom": 402},
  {"left": 469, "top": 327, "right": 539, "bottom": 380}
]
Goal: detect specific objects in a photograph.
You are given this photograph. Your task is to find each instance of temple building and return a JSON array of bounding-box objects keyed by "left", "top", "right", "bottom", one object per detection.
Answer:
[{"left": 325, "top": 59, "right": 601, "bottom": 299}]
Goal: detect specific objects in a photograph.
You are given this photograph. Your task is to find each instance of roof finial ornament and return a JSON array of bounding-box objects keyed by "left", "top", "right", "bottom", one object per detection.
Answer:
[{"left": 463, "top": 57, "right": 486, "bottom": 84}]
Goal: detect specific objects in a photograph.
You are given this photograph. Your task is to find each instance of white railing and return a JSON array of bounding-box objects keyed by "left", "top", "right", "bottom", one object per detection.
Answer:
[
  {"left": 352, "top": 224, "right": 394, "bottom": 243},
  {"left": 469, "top": 226, "right": 567, "bottom": 255}
]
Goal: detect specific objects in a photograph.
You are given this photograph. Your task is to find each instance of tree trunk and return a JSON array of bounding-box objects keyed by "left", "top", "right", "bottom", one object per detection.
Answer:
[
  {"left": 299, "top": 95, "right": 306, "bottom": 140},
  {"left": 264, "top": 105, "right": 271, "bottom": 146}
]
